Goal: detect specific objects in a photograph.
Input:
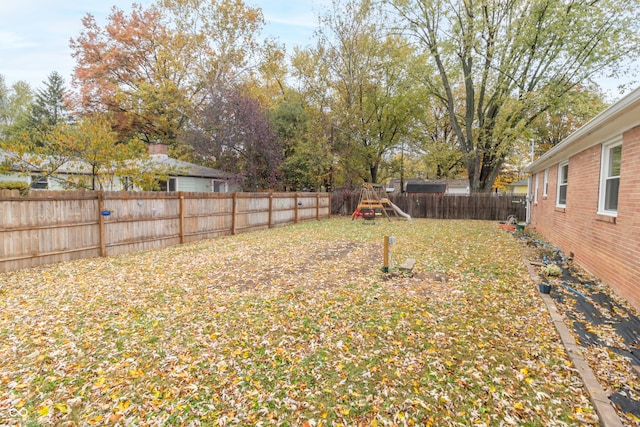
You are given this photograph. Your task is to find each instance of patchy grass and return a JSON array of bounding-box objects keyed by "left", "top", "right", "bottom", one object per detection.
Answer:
[{"left": 0, "top": 218, "right": 597, "bottom": 426}]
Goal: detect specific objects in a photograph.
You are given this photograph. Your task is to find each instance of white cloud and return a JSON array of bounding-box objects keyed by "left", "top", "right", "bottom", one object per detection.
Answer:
[{"left": 0, "top": 32, "right": 36, "bottom": 50}]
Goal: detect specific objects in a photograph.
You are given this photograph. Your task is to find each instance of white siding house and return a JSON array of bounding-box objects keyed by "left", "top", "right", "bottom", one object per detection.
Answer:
[{"left": 0, "top": 144, "right": 241, "bottom": 192}]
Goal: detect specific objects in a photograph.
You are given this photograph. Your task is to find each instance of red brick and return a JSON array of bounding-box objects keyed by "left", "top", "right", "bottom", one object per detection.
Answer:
[{"left": 529, "top": 126, "right": 640, "bottom": 309}]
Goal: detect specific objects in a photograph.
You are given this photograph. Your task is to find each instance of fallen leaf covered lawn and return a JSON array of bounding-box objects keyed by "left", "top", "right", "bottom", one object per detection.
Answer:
[{"left": 0, "top": 218, "right": 598, "bottom": 426}]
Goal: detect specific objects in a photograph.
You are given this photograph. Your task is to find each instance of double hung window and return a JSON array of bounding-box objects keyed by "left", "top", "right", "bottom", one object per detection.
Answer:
[
  {"left": 557, "top": 162, "right": 568, "bottom": 207},
  {"left": 599, "top": 140, "right": 622, "bottom": 215},
  {"left": 31, "top": 175, "right": 48, "bottom": 189}
]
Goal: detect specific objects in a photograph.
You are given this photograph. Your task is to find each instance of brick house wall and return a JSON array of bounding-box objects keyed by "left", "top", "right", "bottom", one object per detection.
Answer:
[{"left": 528, "top": 125, "right": 640, "bottom": 309}]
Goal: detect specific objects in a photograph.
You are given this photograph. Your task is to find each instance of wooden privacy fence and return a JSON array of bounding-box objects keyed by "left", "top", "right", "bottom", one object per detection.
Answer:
[
  {"left": 0, "top": 190, "right": 330, "bottom": 273},
  {"left": 332, "top": 191, "right": 527, "bottom": 221}
]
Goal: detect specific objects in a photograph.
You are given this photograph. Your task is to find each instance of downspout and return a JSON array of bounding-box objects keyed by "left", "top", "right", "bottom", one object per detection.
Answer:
[{"left": 526, "top": 175, "right": 532, "bottom": 224}]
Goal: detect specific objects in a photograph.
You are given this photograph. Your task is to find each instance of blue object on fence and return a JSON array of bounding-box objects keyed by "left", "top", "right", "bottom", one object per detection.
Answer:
[{"left": 100, "top": 210, "right": 111, "bottom": 216}]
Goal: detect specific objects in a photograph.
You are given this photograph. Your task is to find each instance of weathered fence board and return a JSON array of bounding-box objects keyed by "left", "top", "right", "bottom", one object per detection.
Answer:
[
  {"left": 0, "top": 191, "right": 101, "bottom": 271},
  {"left": 0, "top": 190, "right": 330, "bottom": 273},
  {"left": 271, "top": 193, "right": 297, "bottom": 227},
  {"left": 183, "top": 194, "right": 233, "bottom": 243},
  {"left": 331, "top": 191, "right": 527, "bottom": 221}
]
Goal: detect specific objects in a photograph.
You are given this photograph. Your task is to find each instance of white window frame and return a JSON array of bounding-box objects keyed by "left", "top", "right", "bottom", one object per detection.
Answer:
[
  {"left": 543, "top": 169, "right": 549, "bottom": 197},
  {"left": 168, "top": 177, "right": 177, "bottom": 192},
  {"left": 157, "top": 177, "right": 177, "bottom": 192},
  {"left": 598, "top": 138, "right": 622, "bottom": 216},
  {"left": 30, "top": 175, "right": 49, "bottom": 189},
  {"left": 533, "top": 173, "right": 539, "bottom": 204},
  {"left": 556, "top": 162, "right": 569, "bottom": 208}
]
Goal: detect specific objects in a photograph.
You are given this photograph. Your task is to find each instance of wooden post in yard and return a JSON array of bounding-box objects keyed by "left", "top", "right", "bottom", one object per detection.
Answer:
[
  {"left": 97, "top": 191, "right": 106, "bottom": 257},
  {"left": 316, "top": 193, "right": 320, "bottom": 220},
  {"left": 295, "top": 193, "right": 299, "bottom": 224},
  {"left": 179, "top": 192, "right": 185, "bottom": 244},
  {"left": 383, "top": 235, "right": 390, "bottom": 273}
]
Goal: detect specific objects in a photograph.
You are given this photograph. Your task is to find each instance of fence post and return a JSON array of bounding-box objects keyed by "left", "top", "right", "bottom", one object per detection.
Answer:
[
  {"left": 295, "top": 193, "right": 299, "bottom": 224},
  {"left": 231, "top": 192, "right": 237, "bottom": 235},
  {"left": 268, "top": 191, "right": 273, "bottom": 228},
  {"left": 97, "top": 191, "right": 106, "bottom": 257},
  {"left": 179, "top": 192, "right": 185, "bottom": 244},
  {"left": 316, "top": 193, "right": 320, "bottom": 220}
]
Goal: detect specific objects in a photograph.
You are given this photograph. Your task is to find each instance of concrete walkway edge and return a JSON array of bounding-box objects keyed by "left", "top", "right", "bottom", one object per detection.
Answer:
[{"left": 524, "top": 259, "right": 624, "bottom": 427}]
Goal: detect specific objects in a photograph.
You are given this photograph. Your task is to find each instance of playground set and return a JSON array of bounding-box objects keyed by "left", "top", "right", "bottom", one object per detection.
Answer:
[{"left": 350, "top": 183, "right": 412, "bottom": 222}]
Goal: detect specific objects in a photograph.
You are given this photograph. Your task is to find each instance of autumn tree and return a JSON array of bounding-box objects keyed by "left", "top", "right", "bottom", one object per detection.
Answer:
[
  {"left": 0, "top": 75, "right": 32, "bottom": 140},
  {"left": 292, "top": 0, "right": 422, "bottom": 187},
  {"left": 249, "top": 42, "right": 289, "bottom": 108},
  {"left": 409, "top": 100, "right": 465, "bottom": 180},
  {"left": 159, "top": 0, "right": 265, "bottom": 88},
  {"left": 71, "top": 115, "right": 156, "bottom": 190},
  {"left": 271, "top": 98, "right": 333, "bottom": 191},
  {"left": 530, "top": 85, "right": 608, "bottom": 157},
  {"left": 70, "top": 5, "right": 190, "bottom": 144},
  {"left": 289, "top": 49, "right": 341, "bottom": 189},
  {"left": 1, "top": 122, "right": 78, "bottom": 187},
  {"left": 70, "top": 0, "right": 265, "bottom": 145},
  {"left": 184, "top": 86, "right": 282, "bottom": 190},
  {"left": 389, "top": 0, "right": 640, "bottom": 192},
  {"left": 492, "top": 85, "right": 609, "bottom": 183}
]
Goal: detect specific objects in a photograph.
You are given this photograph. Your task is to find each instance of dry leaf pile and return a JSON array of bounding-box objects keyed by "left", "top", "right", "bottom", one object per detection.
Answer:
[{"left": 1, "top": 219, "right": 598, "bottom": 426}]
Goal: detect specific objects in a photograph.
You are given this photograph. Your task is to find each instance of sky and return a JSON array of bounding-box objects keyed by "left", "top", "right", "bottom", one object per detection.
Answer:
[
  {"left": 0, "top": 0, "right": 636, "bottom": 100},
  {"left": 0, "top": 0, "right": 329, "bottom": 90}
]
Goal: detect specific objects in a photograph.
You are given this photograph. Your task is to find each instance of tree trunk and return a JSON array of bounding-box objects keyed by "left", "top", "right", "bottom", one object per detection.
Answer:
[
  {"left": 466, "top": 149, "right": 506, "bottom": 193},
  {"left": 370, "top": 164, "right": 378, "bottom": 184}
]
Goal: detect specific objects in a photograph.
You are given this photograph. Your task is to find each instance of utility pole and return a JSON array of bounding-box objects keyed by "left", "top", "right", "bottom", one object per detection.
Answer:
[
  {"left": 400, "top": 140, "right": 405, "bottom": 193},
  {"left": 530, "top": 138, "right": 535, "bottom": 162}
]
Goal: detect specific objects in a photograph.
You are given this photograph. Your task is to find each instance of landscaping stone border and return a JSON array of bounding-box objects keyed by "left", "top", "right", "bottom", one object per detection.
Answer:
[{"left": 525, "top": 259, "right": 625, "bottom": 427}]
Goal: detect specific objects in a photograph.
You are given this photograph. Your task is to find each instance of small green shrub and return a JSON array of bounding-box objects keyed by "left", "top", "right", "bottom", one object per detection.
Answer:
[
  {"left": 0, "top": 181, "right": 30, "bottom": 195},
  {"left": 543, "top": 263, "right": 562, "bottom": 277}
]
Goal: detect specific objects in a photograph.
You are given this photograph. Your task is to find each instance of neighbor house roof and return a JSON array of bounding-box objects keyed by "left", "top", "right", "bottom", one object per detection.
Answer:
[
  {"left": 405, "top": 182, "right": 447, "bottom": 193},
  {"left": 1, "top": 149, "right": 235, "bottom": 180},
  {"left": 525, "top": 86, "right": 640, "bottom": 173},
  {"left": 149, "top": 154, "right": 234, "bottom": 179},
  {"left": 446, "top": 179, "right": 470, "bottom": 189},
  {"left": 0, "top": 150, "right": 95, "bottom": 175},
  {"left": 388, "top": 178, "right": 468, "bottom": 193}
]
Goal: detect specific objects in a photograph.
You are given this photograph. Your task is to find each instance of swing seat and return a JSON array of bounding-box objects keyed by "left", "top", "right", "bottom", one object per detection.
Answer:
[{"left": 362, "top": 208, "right": 375, "bottom": 222}]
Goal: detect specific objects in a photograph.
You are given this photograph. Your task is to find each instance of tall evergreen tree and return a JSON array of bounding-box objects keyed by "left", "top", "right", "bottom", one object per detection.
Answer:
[{"left": 28, "top": 71, "right": 69, "bottom": 135}]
